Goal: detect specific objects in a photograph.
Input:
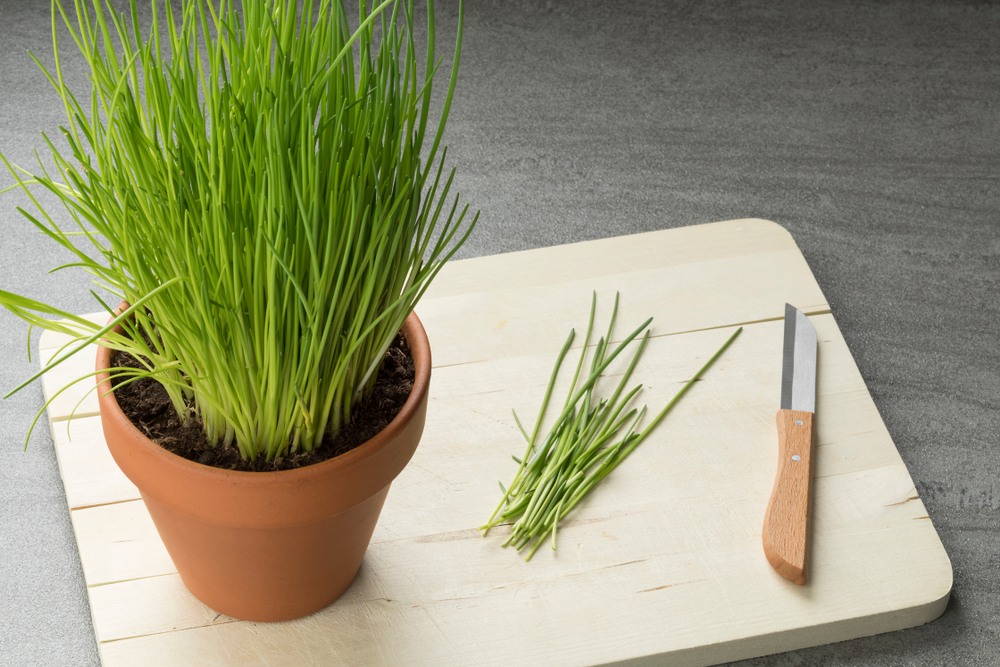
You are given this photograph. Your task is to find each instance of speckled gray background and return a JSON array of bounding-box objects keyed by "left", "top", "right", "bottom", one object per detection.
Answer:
[{"left": 1, "top": 0, "right": 997, "bottom": 665}]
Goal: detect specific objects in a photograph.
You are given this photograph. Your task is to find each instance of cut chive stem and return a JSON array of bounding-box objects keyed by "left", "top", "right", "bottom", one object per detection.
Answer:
[{"left": 481, "top": 295, "right": 742, "bottom": 560}]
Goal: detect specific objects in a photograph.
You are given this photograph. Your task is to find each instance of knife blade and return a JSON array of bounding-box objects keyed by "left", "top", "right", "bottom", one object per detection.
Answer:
[{"left": 762, "top": 303, "right": 817, "bottom": 585}]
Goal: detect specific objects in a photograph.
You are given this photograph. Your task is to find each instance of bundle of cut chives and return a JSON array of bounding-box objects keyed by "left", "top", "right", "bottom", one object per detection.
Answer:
[{"left": 480, "top": 293, "right": 741, "bottom": 561}]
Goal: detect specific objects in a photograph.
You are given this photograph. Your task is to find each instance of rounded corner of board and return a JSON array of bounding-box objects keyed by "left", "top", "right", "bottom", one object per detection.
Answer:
[
  {"left": 731, "top": 217, "right": 784, "bottom": 232},
  {"left": 717, "top": 218, "right": 803, "bottom": 247},
  {"left": 923, "top": 561, "right": 955, "bottom": 622},
  {"left": 902, "top": 552, "right": 954, "bottom": 627}
]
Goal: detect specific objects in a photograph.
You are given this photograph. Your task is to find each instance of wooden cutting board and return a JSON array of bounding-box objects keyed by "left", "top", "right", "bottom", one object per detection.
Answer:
[{"left": 38, "top": 219, "right": 951, "bottom": 667}]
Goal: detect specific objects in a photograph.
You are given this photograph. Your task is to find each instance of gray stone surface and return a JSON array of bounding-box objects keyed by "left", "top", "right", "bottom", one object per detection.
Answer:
[{"left": 1, "top": 0, "right": 997, "bottom": 665}]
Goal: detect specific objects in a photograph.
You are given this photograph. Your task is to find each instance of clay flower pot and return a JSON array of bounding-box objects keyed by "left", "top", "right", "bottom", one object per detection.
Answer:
[{"left": 96, "top": 310, "right": 431, "bottom": 622}]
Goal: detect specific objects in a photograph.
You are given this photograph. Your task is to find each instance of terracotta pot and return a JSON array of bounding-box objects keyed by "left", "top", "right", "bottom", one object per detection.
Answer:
[{"left": 96, "top": 309, "right": 430, "bottom": 622}]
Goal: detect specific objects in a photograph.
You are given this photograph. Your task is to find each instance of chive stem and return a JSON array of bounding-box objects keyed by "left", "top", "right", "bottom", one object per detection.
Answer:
[{"left": 481, "top": 296, "right": 742, "bottom": 560}]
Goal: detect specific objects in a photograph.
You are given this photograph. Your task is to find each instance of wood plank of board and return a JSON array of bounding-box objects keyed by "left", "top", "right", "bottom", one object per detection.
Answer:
[
  {"left": 96, "top": 493, "right": 949, "bottom": 667},
  {"left": 92, "top": 472, "right": 947, "bottom": 667},
  {"left": 37, "top": 345, "right": 102, "bottom": 422},
  {"left": 49, "top": 414, "right": 137, "bottom": 510},
  {"left": 422, "top": 218, "right": 820, "bottom": 300}
]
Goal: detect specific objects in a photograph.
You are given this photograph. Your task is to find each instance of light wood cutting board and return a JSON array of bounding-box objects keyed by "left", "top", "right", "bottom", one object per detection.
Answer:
[{"left": 38, "top": 219, "right": 951, "bottom": 667}]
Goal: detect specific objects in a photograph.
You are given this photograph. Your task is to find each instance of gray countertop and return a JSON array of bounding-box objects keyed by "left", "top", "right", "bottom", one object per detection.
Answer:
[{"left": 1, "top": 1, "right": 997, "bottom": 665}]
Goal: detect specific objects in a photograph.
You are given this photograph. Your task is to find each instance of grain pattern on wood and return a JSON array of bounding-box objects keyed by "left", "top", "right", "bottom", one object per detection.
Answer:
[
  {"left": 70, "top": 500, "right": 175, "bottom": 587},
  {"left": 37, "top": 311, "right": 112, "bottom": 352},
  {"left": 48, "top": 414, "right": 137, "bottom": 510},
  {"left": 762, "top": 410, "right": 815, "bottom": 585},
  {"left": 93, "top": 467, "right": 951, "bottom": 667},
  {"left": 423, "top": 219, "right": 822, "bottom": 303},
  {"left": 89, "top": 573, "right": 235, "bottom": 643},
  {"left": 36, "top": 220, "right": 951, "bottom": 667},
  {"left": 38, "top": 345, "right": 101, "bottom": 422},
  {"left": 419, "top": 248, "right": 827, "bottom": 368}
]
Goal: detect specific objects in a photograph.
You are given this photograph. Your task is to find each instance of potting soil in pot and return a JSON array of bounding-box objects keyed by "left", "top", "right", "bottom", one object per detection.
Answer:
[{"left": 110, "top": 331, "right": 416, "bottom": 472}]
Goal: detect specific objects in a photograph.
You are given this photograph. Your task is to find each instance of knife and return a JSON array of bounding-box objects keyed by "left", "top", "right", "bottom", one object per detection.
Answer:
[{"left": 762, "top": 303, "right": 817, "bottom": 585}]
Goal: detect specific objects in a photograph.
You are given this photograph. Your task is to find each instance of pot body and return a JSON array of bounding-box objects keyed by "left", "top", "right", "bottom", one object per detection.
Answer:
[{"left": 97, "top": 311, "right": 430, "bottom": 622}]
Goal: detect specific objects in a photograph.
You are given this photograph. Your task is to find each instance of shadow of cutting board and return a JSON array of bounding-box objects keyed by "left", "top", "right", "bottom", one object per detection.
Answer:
[{"left": 38, "top": 219, "right": 952, "bottom": 667}]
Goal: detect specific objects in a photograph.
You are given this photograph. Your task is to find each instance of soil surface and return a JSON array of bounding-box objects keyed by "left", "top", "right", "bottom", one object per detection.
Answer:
[{"left": 110, "top": 333, "right": 415, "bottom": 472}]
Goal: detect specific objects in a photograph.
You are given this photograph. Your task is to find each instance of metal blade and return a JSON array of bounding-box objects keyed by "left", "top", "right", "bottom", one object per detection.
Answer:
[{"left": 780, "top": 303, "right": 817, "bottom": 412}]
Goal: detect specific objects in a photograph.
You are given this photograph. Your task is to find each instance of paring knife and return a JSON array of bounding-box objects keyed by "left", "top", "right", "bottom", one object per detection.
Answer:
[{"left": 762, "top": 303, "right": 817, "bottom": 585}]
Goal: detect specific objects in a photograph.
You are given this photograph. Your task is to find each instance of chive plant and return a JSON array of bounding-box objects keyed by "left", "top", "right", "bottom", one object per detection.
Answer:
[
  {"left": 0, "top": 0, "right": 476, "bottom": 460},
  {"left": 481, "top": 293, "right": 741, "bottom": 560}
]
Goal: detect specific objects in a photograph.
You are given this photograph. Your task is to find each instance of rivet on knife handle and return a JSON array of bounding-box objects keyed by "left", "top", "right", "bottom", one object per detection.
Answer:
[
  {"left": 764, "top": 304, "right": 817, "bottom": 585},
  {"left": 762, "top": 409, "right": 815, "bottom": 585}
]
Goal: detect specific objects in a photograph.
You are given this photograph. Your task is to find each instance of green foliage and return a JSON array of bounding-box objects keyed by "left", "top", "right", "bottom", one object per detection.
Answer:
[
  {"left": 481, "top": 293, "right": 741, "bottom": 560},
  {"left": 0, "top": 0, "right": 476, "bottom": 460}
]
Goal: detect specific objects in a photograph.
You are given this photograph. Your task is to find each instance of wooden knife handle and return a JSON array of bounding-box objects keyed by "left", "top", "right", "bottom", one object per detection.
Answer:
[{"left": 762, "top": 409, "right": 815, "bottom": 585}]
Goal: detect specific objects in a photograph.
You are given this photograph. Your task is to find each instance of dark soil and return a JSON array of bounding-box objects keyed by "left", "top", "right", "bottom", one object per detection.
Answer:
[{"left": 110, "top": 333, "right": 415, "bottom": 472}]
